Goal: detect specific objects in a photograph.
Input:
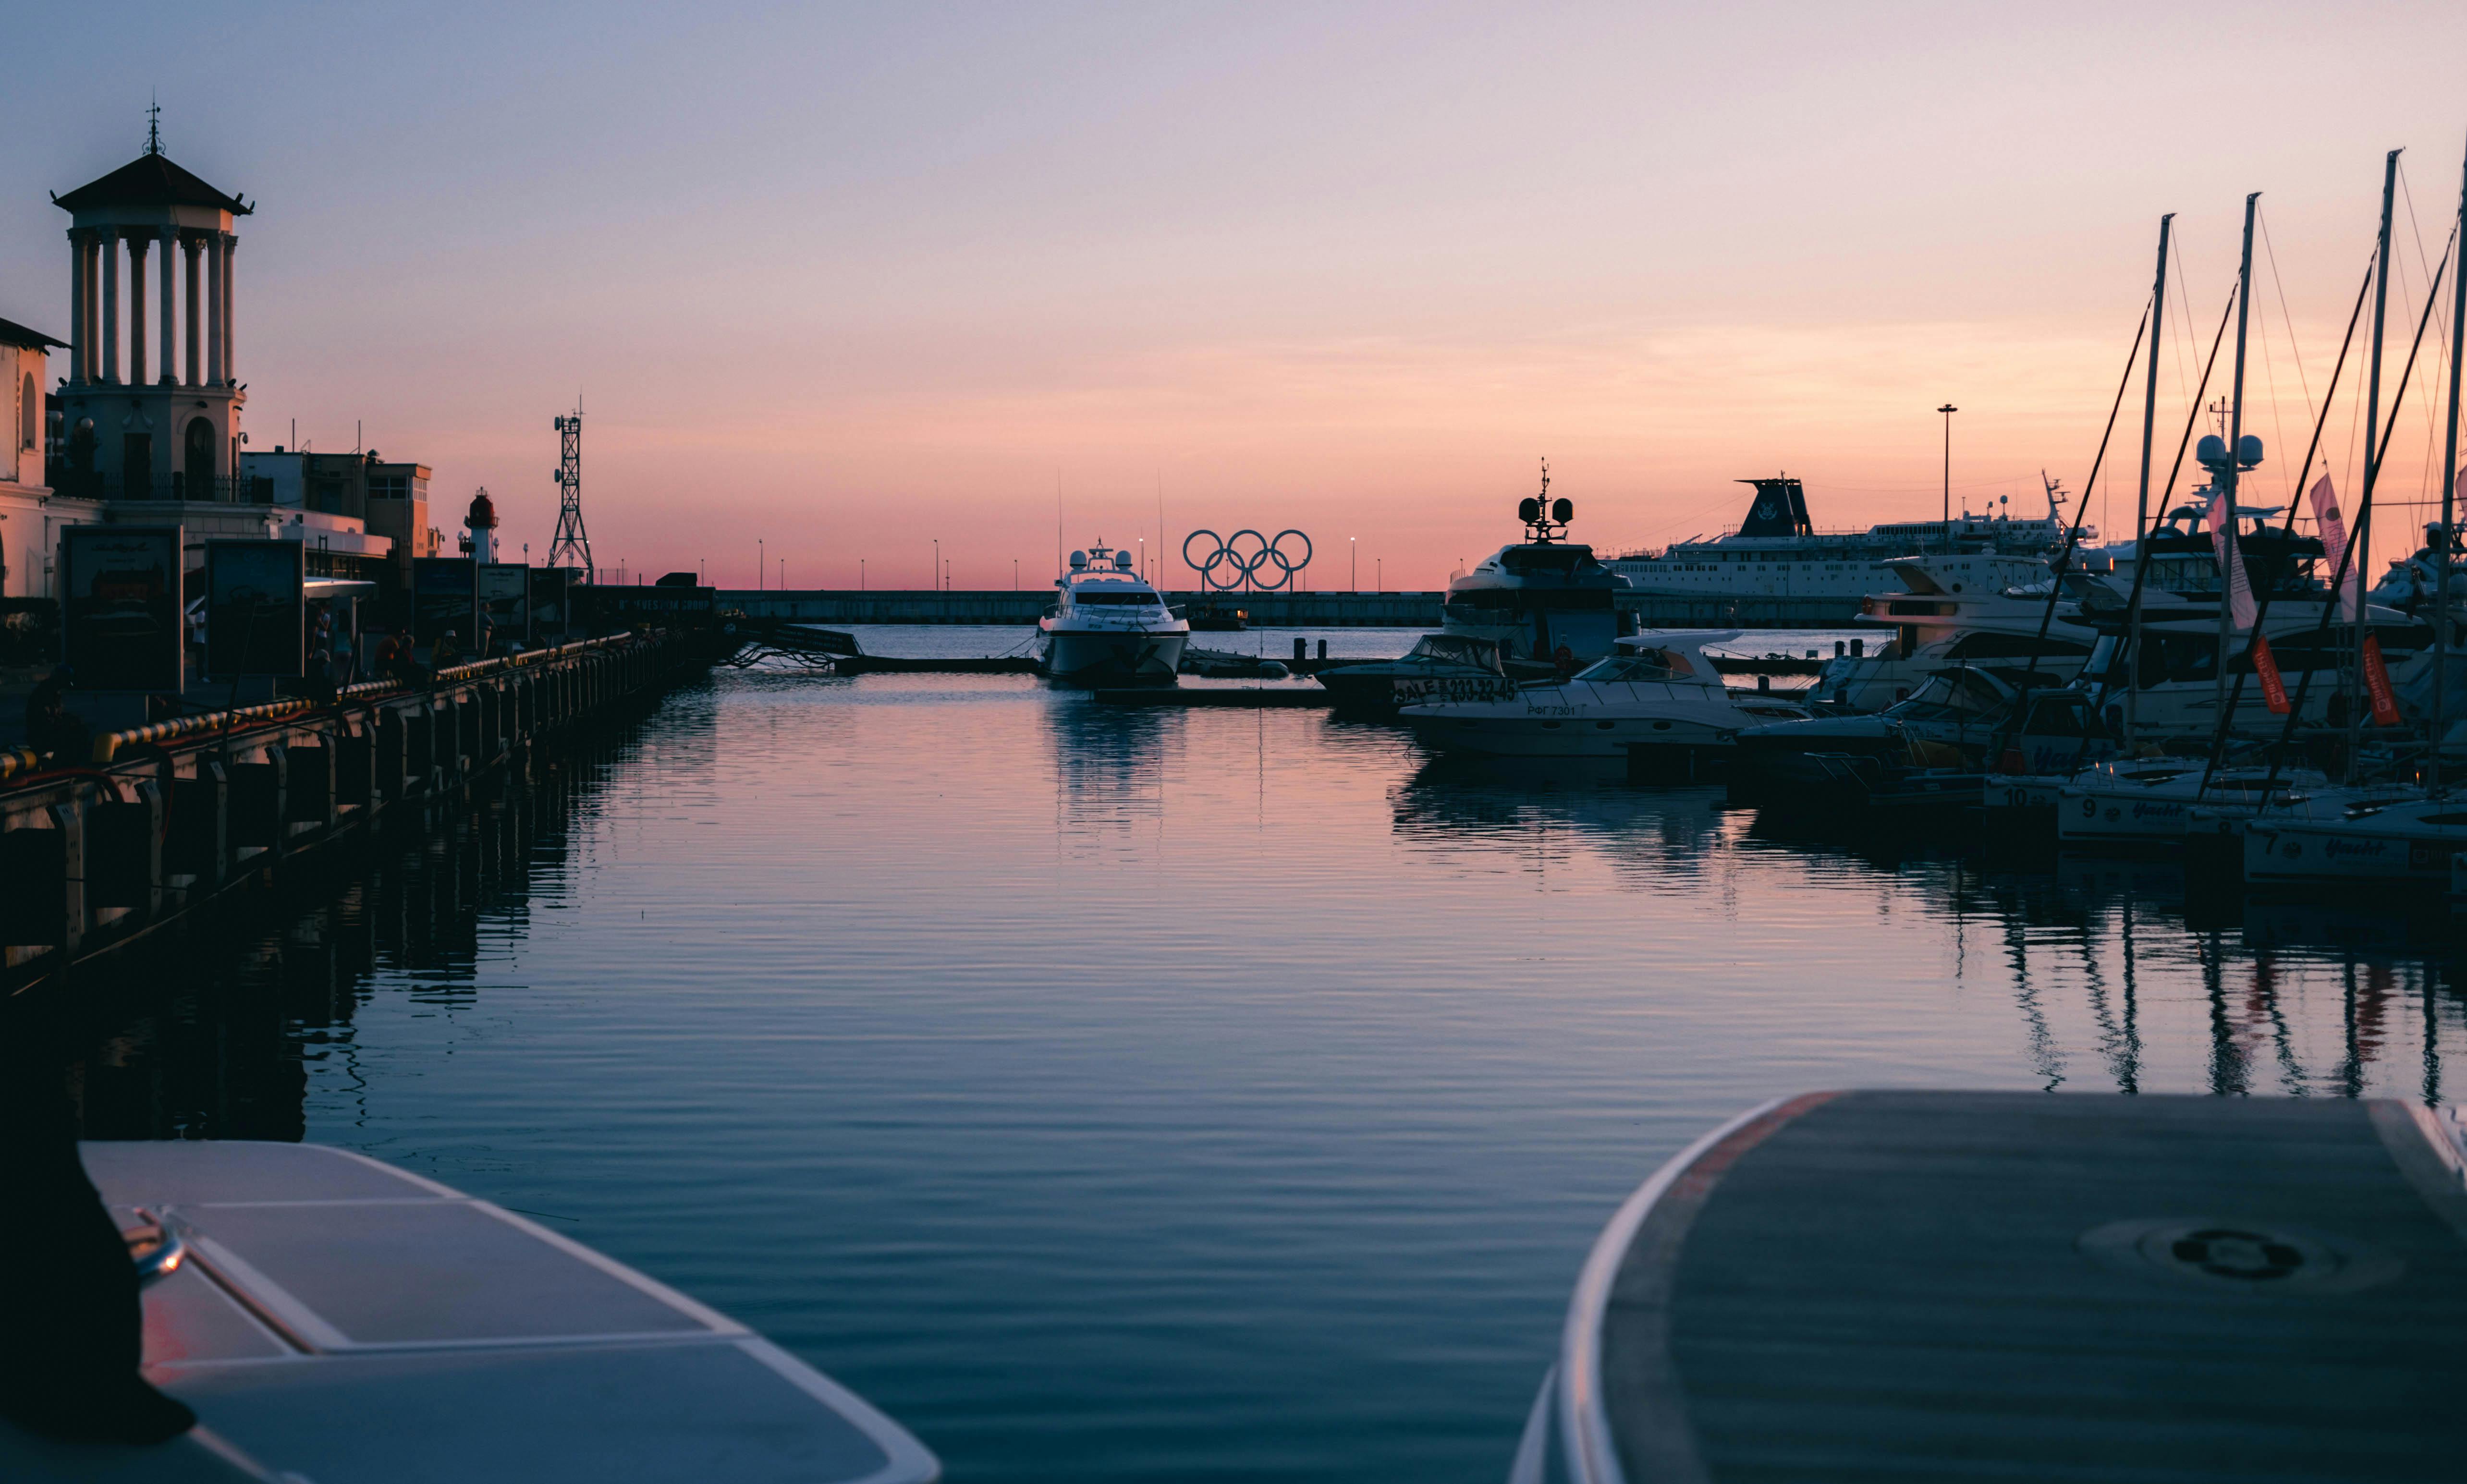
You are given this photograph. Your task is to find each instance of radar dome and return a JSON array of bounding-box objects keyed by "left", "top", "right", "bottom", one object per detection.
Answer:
[
  {"left": 2236, "top": 433, "right": 2264, "bottom": 466},
  {"left": 1551, "top": 497, "right": 1574, "bottom": 523},
  {"left": 1114, "top": 549, "right": 1134, "bottom": 570},
  {"left": 1518, "top": 497, "right": 1542, "bottom": 523},
  {"left": 2195, "top": 434, "right": 2228, "bottom": 468},
  {"left": 1070, "top": 549, "right": 1089, "bottom": 569}
]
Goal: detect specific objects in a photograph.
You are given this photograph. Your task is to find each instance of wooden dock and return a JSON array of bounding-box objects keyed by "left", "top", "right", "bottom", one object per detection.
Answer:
[
  {"left": 1546, "top": 1090, "right": 2467, "bottom": 1484},
  {"left": 0, "top": 634, "right": 695, "bottom": 997}
]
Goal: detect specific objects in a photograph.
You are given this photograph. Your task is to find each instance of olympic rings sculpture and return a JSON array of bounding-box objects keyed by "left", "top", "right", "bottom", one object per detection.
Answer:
[{"left": 1183, "top": 529, "right": 1313, "bottom": 592}]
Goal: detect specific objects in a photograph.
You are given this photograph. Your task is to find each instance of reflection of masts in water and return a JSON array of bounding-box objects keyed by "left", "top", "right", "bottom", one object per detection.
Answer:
[
  {"left": 2001, "top": 914, "right": 2066, "bottom": 1091},
  {"left": 2201, "top": 932, "right": 2249, "bottom": 1096},
  {"left": 2076, "top": 912, "right": 2137, "bottom": 1095},
  {"left": 2422, "top": 968, "right": 2442, "bottom": 1105},
  {"left": 2337, "top": 961, "right": 2399, "bottom": 1099},
  {"left": 2252, "top": 958, "right": 2305, "bottom": 1094}
]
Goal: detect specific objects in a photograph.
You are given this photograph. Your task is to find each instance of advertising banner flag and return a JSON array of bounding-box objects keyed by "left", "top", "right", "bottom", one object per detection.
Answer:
[
  {"left": 2362, "top": 633, "right": 2401, "bottom": 726},
  {"left": 2308, "top": 475, "right": 2361, "bottom": 621},
  {"left": 2206, "top": 490, "right": 2257, "bottom": 631},
  {"left": 2250, "top": 634, "right": 2289, "bottom": 714}
]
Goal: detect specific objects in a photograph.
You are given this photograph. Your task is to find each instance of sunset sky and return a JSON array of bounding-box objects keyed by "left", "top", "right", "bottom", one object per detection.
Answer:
[{"left": 9, "top": 2, "right": 2467, "bottom": 589}]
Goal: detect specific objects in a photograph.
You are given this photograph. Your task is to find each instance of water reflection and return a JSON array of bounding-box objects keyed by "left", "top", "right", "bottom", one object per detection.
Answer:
[
  {"left": 44, "top": 728, "right": 645, "bottom": 1142},
  {"left": 24, "top": 674, "right": 2467, "bottom": 1484}
]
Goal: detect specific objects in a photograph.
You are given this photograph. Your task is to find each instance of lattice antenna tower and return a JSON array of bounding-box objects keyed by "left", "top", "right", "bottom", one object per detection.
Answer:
[{"left": 547, "top": 400, "right": 592, "bottom": 576}]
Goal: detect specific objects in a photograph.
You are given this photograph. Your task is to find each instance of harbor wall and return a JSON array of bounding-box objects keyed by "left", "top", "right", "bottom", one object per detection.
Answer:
[
  {"left": 719, "top": 588, "right": 1448, "bottom": 626},
  {"left": 0, "top": 632, "right": 696, "bottom": 995},
  {"left": 718, "top": 589, "right": 1864, "bottom": 629}
]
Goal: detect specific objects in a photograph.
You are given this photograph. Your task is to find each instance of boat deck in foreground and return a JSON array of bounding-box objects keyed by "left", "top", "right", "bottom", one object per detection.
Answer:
[
  {"left": 1535, "top": 1091, "right": 2467, "bottom": 1484},
  {"left": 4, "top": 1141, "right": 938, "bottom": 1484}
]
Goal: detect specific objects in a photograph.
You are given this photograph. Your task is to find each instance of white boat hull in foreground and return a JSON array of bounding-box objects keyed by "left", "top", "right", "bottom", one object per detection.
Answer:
[{"left": 4, "top": 1141, "right": 939, "bottom": 1484}]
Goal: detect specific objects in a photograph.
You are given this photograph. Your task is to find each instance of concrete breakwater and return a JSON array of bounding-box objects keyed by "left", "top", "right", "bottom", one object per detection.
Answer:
[
  {"left": 720, "top": 589, "right": 1861, "bottom": 629},
  {"left": 0, "top": 633, "right": 693, "bottom": 995}
]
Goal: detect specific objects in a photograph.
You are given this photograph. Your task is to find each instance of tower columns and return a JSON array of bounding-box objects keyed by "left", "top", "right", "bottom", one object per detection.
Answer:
[
  {"left": 219, "top": 233, "right": 235, "bottom": 386},
  {"left": 66, "top": 231, "right": 86, "bottom": 387},
  {"left": 100, "top": 231, "right": 119, "bottom": 384},
  {"left": 158, "top": 227, "right": 177, "bottom": 384},
  {"left": 206, "top": 233, "right": 225, "bottom": 386},
  {"left": 84, "top": 233, "right": 102, "bottom": 383},
  {"left": 127, "top": 232, "right": 148, "bottom": 387},
  {"left": 183, "top": 235, "right": 203, "bottom": 387}
]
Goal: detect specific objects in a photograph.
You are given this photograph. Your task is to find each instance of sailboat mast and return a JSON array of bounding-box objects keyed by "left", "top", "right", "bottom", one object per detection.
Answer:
[
  {"left": 2125, "top": 213, "right": 2173, "bottom": 744},
  {"left": 2219, "top": 194, "right": 2259, "bottom": 730},
  {"left": 2435, "top": 136, "right": 2467, "bottom": 793},
  {"left": 2353, "top": 149, "right": 2400, "bottom": 770}
]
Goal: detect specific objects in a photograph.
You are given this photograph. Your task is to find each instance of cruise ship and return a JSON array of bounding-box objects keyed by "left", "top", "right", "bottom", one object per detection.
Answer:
[{"left": 1605, "top": 475, "right": 2088, "bottom": 601}]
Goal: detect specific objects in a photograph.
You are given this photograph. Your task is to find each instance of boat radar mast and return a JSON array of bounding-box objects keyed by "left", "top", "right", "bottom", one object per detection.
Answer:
[{"left": 1519, "top": 458, "right": 1575, "bottom": 543}]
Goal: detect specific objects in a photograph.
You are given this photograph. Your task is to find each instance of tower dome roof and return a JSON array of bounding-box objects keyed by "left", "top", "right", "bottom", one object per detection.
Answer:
[{"left": 53, "top": 152, "right": 250, "bottom": 216}]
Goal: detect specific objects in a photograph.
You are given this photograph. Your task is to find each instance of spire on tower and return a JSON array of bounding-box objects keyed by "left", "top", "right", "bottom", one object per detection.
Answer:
[{"left": 146, "top": 95, "right": 162, "bottom": 156}]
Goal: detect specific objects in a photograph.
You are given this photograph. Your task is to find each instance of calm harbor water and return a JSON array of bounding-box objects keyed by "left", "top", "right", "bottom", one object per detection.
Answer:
[{"left": 60, "top": 628, "right": 2467, "bottom": 1482}]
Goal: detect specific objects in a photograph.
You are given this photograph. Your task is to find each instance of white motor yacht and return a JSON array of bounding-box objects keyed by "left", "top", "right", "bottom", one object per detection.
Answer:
[
  {"left": 1397, "top": 632, "right": 1810, "bottom": 762},
  {"left": 1039, "top": 543, "right": 1190, "bottom": 683}
]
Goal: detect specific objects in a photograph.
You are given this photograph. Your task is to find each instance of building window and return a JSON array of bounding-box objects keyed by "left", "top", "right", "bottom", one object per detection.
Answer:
[{"left": 19, "top": 372, "right": 35, "bottom": 450}]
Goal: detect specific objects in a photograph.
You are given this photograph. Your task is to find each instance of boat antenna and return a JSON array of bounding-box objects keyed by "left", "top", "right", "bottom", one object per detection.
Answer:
[
  {"left": 2193, "top": 192, "right": 2262, "bottom": 797},
  {"left": 1519, "top": 457, "right": 1572, "bottom": 543},
  {"left": 2123, "top": 214, "right": 2174, "bottom": 743},
  {"left": 2259, "top": 222, "right": 2451, "bottom": 790},
  {"left": 2432, "top": 133, "right": 2467, "bottom": 794},
  {"left": 2349, "top": 150, "right": 2404, "bottom": 776},
  {"left": 2228, "top": 255, "right": 2375, "bottom": 799}
]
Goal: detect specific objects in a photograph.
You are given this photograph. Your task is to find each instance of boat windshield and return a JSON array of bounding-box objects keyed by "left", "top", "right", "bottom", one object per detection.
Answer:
[
  {"left": 1072, "top": 589, "right": 1160, "bottom": 605},
  {"left": 1883, "top": 669, "right": 2007, "bottom": 722},
  {"left": 1575, "top": 650, "right": 1692, "bottom": 683},
  {"left": 1405, "top": 635, "right": 1502, "bottom": 670}
]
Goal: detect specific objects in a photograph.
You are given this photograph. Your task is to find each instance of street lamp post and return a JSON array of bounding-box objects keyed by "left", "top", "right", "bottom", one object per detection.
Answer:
[
  {"left": 758, "top": 538, "right": 765, "bottom": 591},
  {"left": 1936, "top": 403, "right": 1958, "bottom": 550},
  {"left": 1350, "top": 537, "right": 1356, "bottom": 592},
  {"left": 860, "top": 558, "right": 866, "bottom": 592},
  {"left": 932, "top": 538, "right": 939, "bottom": 592}
]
